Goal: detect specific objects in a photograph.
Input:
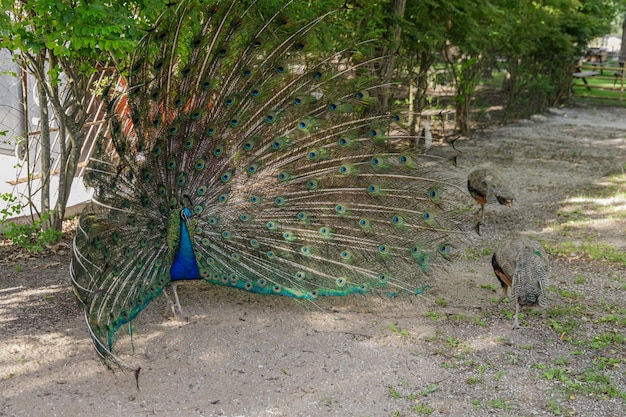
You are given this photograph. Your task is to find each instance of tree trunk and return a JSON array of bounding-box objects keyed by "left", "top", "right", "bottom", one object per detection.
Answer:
[
  {"left": 377, "top": 0, "right": 406, "bottom": 112},
  {"left": 36, "top": 54, "right": 52, "bottom": 230},
  {"left": 20, "top": 51, "right": 89, "bottom": 233},
  {"left": 407, "top": 50, "right": 435, "bottom": 136},
  {"left": 619, "top": 15, "right": 626, "bottom": 65},
  {"left": 17, "top": 59, "right": 33, "bottom": 221}
]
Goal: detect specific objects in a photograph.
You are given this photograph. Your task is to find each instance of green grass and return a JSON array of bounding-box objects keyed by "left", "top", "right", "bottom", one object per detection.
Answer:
[
  {"left": 572, "top": 64, "right": 626, "bottom": 103},
  {"left": 389, "top": 323, "right": 410, "bottom": 336},
  {"left": 460, "top": 245, "right": 493, "bottom": 260},
  {"left": 425, "top": 311, "right": 443, "bottom": 321},
  {"left": 545, "top": 241, "right": 626, "bottom": 266},
  {"left": 536, "top": 360, "right": 626, "bottom": 402},
  {"left": 388, "top": 383, "right": 436, "bottom": 416},
  {"left": 487, "top": 398, "right": 512, "bottom": 410},
  {"left": 411, "top": 403, "right": 435, "bottom": 415}
]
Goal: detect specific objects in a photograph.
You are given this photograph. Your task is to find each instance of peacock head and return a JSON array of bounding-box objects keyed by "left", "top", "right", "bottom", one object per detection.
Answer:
[{"left": 181, "top": 207, "right": 193, "bottom": 221}]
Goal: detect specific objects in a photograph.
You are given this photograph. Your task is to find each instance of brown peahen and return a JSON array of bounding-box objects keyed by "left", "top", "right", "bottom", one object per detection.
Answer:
[
  {"left": 70, "top": 0, "right": 473, "bottom": 370},
  {"left": 467, "top": 168, "right": 514, "bottom": 234},
  {"left": 491, "top": 237, "right": 548, "bottom": 329}
]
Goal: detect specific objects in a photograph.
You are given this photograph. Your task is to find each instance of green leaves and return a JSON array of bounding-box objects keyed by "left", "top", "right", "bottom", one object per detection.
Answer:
[{"left": 0, "top": 0, "right": 167, "bottom": 64}]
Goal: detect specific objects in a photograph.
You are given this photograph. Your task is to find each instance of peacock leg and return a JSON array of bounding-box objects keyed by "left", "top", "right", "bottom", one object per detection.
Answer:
[
  {"left": 476, "top": 204, "right": 486, "bottom": 235},
  {"left": 170, "top": 283, "right": 186, "bottom": 319},
  {"left": 512, "top": 303, "right": 521, "bottom": 329},
  {"left": 497, "top": 286, "right": 508, "bottom": 303},
  {"left": 163, "top": 283, "right": 187, "bottom": 320}
]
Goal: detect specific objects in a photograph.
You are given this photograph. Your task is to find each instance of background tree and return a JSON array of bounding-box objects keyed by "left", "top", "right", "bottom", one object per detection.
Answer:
[
  {"left": 0, "top": 0, "right": 165, "bottom": 232},
  {"left": 1, "top": 0, "right": 625, "bottom": 240},
  {"left": 498, "top": 0, "right": 623, "bottom": 119}
]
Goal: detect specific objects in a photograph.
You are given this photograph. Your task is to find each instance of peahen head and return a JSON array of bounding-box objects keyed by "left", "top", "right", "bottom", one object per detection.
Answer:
[{"left": 495, "top": 195, "right": 514, "bottom": 207}]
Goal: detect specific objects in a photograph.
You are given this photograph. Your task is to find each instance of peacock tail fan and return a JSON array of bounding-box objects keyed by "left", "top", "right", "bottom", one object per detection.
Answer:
[{"left": 70, "top": 0, "right": 474, "bottom": 370}]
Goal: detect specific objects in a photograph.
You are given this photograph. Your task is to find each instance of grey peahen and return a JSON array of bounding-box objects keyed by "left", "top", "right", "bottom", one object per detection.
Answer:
[
  {"left": 491, "top": 237, "right": 548, "bottom": 329},
  {"left": 70, "top": 0, "right": 473, "bottom": 370},
  {"left": 467, "top": 168, "right": 514, "bottom": 234}
]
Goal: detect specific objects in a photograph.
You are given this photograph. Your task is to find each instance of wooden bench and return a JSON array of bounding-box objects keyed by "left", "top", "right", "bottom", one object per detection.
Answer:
[{"left": 573, "top": 70, "right": 599, "bottom": 90}]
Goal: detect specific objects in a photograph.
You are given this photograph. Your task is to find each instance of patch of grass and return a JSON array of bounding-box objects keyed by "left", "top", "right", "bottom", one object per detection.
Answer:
[
  {"left": 466, "top": 375, "right": 482, "bottom": 384},
  {"left": 596, "top": 356, "right": 622, "bottom": 370},
  {"left": 460, "top": 245, "right": 493, "bottom": 260},
  {"left": 537, "top": 359, "right": 626, "bottom": 402},
  {"left": 425, "top": 311, "right": 443, "bottom": 321},
  {"left": 420, "top": 384, "right": 439, "bottom": 397},
  {"left": 545, "top": 241, "right": 626, "bottom": 266},
  {"left": 389, "top": 324, "right": 410, "bottom": 336},
  {"left": 502, "top": 309, "right": 515, "bottom": 320},
  {"left": 505, "top": 352, "right": 518, "bottom": 365},
  {"left": 548, "top": 304, "right": 589, "bottom": 318},
  {"left": 435, "top": 297, "right": 449, "bottom": 307},
  {"left": 474, "top": 315, "right": 487, "bottom": 327},
  {"left": 487, "top": 398, "right": 511, "bottom": 410},
  {"left": 542, "top": 366, "right": 570, "bottom": 382},
  {"left": 441, "top": 358, "right": 478, "bottom": 370},
  {"left": 531, "top": 362, "right": 547, "bottom": 370},
  {"left": 572, "top": 79, "right": 626, "bottom": 104},
  {"left": 556, "top": 207, "right": 589, "bottom": 222},
  {"left": 559, "top": 289, "right": 585, "bottom": 300},
  {"left": 387, "top": 383, "right": 437, "bottom": 415},
  {"left": 600, "top": 301, "right": 623, "bottom": 314},
  {"left": 585, "top": 332, "right": 625, "bottom": 349},
  {"left": 554, "top": 356, "right": 570, "bottom": 366},
  {"left": 548, "top": 317, "right": 578, "bottom": 342},
  {"left": 410, "top": 403, "right": 434, "bottom": 415},
  {"left": 546, "top": 398, "right": 563, "bottom": 414},
  {"left": 388, "top": 385, "right": 402, "bottom": 399},
  {"left": 445, "top": 336, "right": 471, "bottom": 353},
  {"left": 466, "top": 365, "right": 488, "bottom": 385},
  {"left": 596, "top": 315, "right": 626, "bottom": 326}
]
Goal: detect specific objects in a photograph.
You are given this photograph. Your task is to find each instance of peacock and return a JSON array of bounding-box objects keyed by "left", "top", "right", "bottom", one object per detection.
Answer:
[
  {"left": 491, "top": 237, "right": 548, "bottom": 329},
  {"left": 467, "top": 168, "right": 514, "bottom": 234},
  {"left": 70, "top": 0, "right": 473, "bottom": 371}
]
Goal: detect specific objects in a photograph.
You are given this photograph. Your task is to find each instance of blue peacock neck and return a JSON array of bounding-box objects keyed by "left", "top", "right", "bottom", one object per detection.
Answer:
[{"left": 170, "top": 207, "right": 201, "bottom": 281}]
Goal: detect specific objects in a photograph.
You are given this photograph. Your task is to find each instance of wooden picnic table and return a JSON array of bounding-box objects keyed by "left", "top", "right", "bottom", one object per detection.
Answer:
[{"left": 572, "top": 70, "right": 599, "bottom": 90}]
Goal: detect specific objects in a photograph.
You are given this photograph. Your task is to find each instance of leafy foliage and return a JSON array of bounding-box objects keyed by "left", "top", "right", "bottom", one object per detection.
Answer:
[{"left": 3, "top": 212, "right": 61, "bottom": 253}]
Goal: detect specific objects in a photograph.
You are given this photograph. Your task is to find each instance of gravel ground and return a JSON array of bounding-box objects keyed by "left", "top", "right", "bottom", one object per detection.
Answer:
[{"left": 1, "top": 106, "right": 625, "bottom": 417}]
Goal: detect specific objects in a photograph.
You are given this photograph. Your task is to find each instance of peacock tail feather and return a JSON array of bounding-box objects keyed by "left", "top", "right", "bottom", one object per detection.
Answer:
[{"left": 70, "top": 0, "right": 473, "bottom": 370}]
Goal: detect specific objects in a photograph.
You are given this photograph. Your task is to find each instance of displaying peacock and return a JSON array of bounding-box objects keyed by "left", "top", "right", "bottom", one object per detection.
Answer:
[
  {"left": 491, "top": 237, "right": 549, "bottom": 329},
  {"left": 467, "top": 168, "right": 514, "bottom": 235},
  {"left": 70, "top": 0, "right": 473, "bottom": 370}
]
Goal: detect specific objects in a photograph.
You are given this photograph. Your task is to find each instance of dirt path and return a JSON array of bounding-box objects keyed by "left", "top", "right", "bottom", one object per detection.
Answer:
[{"left": 1, "top": 107, "right": 625, "bottom": 417}]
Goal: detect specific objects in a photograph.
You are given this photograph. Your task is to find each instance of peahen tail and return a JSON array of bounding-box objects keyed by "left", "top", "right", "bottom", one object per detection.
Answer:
[
  {"left": 70, "top": 0, "right": 474, "bottom": 370},
  {"left": 492, "top": 237, "right": 548, "bottom": 328}
]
